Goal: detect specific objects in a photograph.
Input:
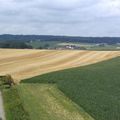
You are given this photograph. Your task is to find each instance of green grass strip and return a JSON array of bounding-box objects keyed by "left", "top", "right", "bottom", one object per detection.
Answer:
[{"left": 2, "top": 87, "right": 29, "bottom": 120}]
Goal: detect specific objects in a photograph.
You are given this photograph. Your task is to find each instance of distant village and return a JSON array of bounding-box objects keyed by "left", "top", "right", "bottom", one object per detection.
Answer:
[{"left": 55, "top": 45, "right": 87, "bottom": 50}]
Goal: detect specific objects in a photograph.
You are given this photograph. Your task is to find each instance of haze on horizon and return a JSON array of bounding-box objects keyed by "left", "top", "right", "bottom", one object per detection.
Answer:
[{"left": 0, "top": 0, "right": 120, "bottom": 37}]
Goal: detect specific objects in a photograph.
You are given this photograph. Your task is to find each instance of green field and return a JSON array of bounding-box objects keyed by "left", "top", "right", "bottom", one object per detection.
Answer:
[
  {"left": 58, "top": 42, "right": 94, "bottom": 48},
  {"left": 58, "top": 42, "right": 120, "bottom": 50},
  {"left": 22, "top": 57, "right": 120, "bottom": 120},
  {"left": 89, "top": 44, "right": 120, "bottom": 50},
  {"left": 28, "top": 40, "right": 120, "bottom": 50},
  {"left": 28, "top": 41, "right": 61, "bottom": 49},
  {"left": 2, "top": 56, "right": 120, "bottom": 120},
  {"left": 3, "top": 84, "right": 93, "bottom": 120},
  {"left": 18, "top": 84, "right": 93, "bottom": 120},
  {"left": 3, "top": 87, "right": 29, "bottom": 120}
]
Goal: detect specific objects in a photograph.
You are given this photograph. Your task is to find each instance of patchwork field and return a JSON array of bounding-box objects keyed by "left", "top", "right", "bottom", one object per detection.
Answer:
[
  {"left": 0, "top": 49, "right": 120, "bottom": 82},
  {"left": 1, "top": 49, "right": 120, "bottom": 120},
  {"left": 23, "top": 57, "right": 120, "bottom": 120}
]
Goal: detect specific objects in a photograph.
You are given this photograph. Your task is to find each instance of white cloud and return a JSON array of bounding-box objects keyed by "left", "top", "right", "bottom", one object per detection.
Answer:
[
  {"left": 0, "top": 0, "right": 120, "bottom": 36},
  {"left": 95, "top": 0, "right": 120, "bottom": 16}
]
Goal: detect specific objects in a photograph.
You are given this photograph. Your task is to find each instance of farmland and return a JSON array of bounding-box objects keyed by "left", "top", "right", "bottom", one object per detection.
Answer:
[
  {"left": 17, "top": 84, "right": 94, "bottom": 120},
  {"left": 28, "top": 40, "right": 60, "bottom": 49},
  {"left": 23, "top": 56, "right": 120, "bottom": 120},
  {"left": 58, "top": 42, "right": 120, "bottom": 50},
  {"left": 0, "top": 49, "right": 120, "bottom": 120},
  {"left": 28, "top": 40, "right": 120, "bottom": 50},
  {"left": 0, "top": 49, "right": 120, "bottom": 83}
]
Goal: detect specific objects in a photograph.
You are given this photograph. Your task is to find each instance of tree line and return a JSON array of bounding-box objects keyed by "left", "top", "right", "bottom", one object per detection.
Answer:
[
  {"left": 0, "top": 34, "right": 120, "bottom": 44},
  {"left": 0, "top": 41, "right": 32, "bottom": 49}
]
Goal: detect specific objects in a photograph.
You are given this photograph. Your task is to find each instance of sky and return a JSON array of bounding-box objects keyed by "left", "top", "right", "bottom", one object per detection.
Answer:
[{"left": 0, "top": 0, "right": 120, "bottom": 36}]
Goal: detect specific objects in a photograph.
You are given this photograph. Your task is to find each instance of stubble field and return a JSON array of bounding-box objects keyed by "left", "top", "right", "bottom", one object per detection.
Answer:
[{"left": 0, "top": 49, "right": 120, "bottom": 82}]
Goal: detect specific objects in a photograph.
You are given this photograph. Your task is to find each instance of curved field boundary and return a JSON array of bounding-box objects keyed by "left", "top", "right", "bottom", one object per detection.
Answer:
[{"left": 0, "top": 49, "right": 119, "bottom": 82}]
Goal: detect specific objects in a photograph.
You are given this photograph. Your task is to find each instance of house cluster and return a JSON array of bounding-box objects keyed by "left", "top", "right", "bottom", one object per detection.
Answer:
[{"left": 56, "top": 45, "right": 86, "bottom": 50}]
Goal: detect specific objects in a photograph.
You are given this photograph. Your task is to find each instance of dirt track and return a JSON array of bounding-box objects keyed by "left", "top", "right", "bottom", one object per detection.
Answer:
[
  {"left": 0, "top": 91, "right": 6, "bottom": 120},
  {"left": 0, "top": 49, "right": 120, "bottom": 82}
]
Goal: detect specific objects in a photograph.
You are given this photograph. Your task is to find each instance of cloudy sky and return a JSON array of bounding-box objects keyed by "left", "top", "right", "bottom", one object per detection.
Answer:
[{"left": 0, "top": 0, "right": 120, "bottom": 36}]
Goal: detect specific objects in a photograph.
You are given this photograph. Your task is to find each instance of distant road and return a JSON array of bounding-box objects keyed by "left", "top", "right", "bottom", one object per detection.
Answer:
[{"left": 0, "top": 91, "right": 5, "bottom": 120}]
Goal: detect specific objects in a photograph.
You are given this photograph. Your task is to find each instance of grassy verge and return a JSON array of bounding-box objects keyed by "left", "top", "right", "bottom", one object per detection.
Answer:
[
  {"left": 2, "top": 87, "right": 29, "bottom": 120},
  {"left": 22, "top": 57, "right": 120, "bottom": 120},
  {"left": 17, "top": 84, "right": 93, "bottom": 120}
]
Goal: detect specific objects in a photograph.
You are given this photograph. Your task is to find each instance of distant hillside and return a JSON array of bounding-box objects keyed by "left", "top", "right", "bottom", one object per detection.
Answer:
[{"left": 0, "top": 34, "right": 120, "bottom": 44}]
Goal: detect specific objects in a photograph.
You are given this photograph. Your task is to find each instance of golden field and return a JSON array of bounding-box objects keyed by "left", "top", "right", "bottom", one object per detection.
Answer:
[{"left": 0, "top": 49, "right": 120, "bottom": 83}]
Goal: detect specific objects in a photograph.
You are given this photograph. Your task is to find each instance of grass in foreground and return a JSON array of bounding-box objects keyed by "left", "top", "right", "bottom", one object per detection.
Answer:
[
  {"left": 17, "top": 84, "right": 93, "bottom": 120},
  {"left": 2, "top": 87, "right": 29, "bottom": 120},
  {"left": 23, "top": 57, "right": 120, "bottom": 120}
]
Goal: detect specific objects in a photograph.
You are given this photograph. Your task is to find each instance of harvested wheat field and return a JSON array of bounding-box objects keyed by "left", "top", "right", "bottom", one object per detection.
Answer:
[{"left": 0, "top": 49, "right": 120, "bottom": 82}]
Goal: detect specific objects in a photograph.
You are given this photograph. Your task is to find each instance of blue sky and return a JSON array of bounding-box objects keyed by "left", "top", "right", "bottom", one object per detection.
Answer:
[{"left": 0, "top": 0, "right": 120, "bottom": 36}]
